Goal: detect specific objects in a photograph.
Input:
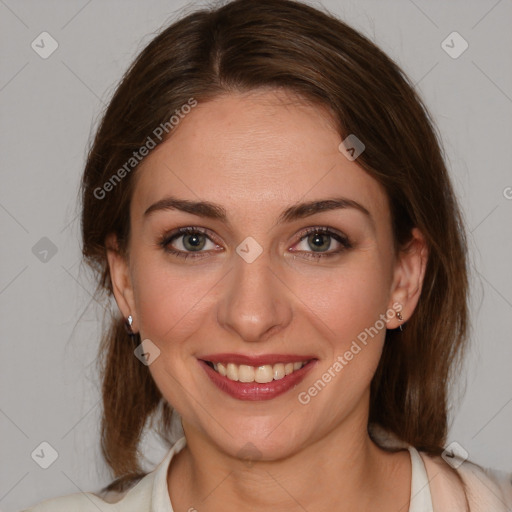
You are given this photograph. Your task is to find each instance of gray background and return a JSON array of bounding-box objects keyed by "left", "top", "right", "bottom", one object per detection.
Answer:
[{"left": 1, "top": 0, "right": 511, "bottom": 510}]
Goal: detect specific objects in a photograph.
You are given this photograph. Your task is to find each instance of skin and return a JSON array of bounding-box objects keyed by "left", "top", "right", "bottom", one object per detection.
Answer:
[{"left": 107, "top": 89, "right": 428, "bottom": 512}]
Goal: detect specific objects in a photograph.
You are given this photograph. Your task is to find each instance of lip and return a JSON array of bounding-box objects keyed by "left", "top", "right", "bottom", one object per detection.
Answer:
[
  {"left": 199, "top": 353, "right": 317, "bottom": 366},
  {"left": 198, "top": 357, "right": 318, "bottom": 401}
]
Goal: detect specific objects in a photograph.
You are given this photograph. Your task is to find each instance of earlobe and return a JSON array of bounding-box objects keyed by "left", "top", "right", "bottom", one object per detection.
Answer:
[
  {"left": 387, "top": 228, "right": 429, "bottom": 329},
  {"left": 105, "top": 233, "right": 137, "bottom": 331}
]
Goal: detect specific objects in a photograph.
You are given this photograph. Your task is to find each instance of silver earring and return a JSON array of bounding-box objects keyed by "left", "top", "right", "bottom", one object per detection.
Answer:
[
  {"left": 396, "top": 311, "right": 404, "bottom": 331},
  {"left": 125, "top": 315, "right": 134, "bottom": 335}
]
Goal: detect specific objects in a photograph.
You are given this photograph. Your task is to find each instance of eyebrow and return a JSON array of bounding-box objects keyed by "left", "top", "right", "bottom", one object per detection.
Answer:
[{"left": 144, "top": 195, "right": 373, "bottom": 227}]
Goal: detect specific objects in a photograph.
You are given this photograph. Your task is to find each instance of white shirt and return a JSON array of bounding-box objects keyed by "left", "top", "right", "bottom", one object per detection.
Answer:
[{"left": 23, "top": 435, "right": 436, "bottom": 511}]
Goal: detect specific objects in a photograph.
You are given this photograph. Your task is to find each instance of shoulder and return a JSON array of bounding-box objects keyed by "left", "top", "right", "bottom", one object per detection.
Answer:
[
  {"left": 22, "top": 437, "right": 187, "bottom": 512},
  {"left": 420, "top": 451, "right": 512, "bottom": 512},
  {"left": 368, "top": 423, "right": 512, "bottom": 511},
  {"left": 22, "top": 471, "right": 155, "bottom": 511}
]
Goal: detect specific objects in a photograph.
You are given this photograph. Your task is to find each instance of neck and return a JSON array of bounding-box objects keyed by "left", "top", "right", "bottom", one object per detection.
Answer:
[{"left": 168, "top": 409, "right": 411, "bottom": 511}]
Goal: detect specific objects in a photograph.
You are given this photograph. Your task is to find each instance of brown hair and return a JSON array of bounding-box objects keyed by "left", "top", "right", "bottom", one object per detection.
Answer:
[{"left": 80, "top": 0, "right": 469, "bottom": 494}]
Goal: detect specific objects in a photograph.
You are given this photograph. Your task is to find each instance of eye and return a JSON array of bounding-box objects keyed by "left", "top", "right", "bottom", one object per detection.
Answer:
[
  {"left": 159, "top": 227, "right": 221, "bottom": 260},
  {"left": 290, "top": 226, "right": 352, "bottom": 260},
  {"left": 159, "top": 225, "right": 352, "bottom": 261}
]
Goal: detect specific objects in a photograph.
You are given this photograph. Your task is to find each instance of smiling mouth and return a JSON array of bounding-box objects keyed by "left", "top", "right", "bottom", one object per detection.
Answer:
[{"left": 202, "top": 360, "right": 313, "bottom": 383}]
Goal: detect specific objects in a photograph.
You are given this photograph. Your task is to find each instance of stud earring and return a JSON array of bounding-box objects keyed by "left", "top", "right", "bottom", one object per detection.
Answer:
[
  {"left": 396, "top": 311, "right": 404, "bottom": 331},
  {"left": 125, "top": 315, "right": 134, "bottom": 335}
]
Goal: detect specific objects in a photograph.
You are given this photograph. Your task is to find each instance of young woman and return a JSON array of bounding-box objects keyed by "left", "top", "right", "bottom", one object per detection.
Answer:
[{"left": 25, "top": 0, "right": 512, "bottom": 510}]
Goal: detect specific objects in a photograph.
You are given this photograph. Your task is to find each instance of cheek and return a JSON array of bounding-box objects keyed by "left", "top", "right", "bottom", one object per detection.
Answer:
[
  {"left": 298, "top": 268, "right": 390, "bottom": 406},
  {"left": 310, "top": 259, "right": 391, "bottom": 343},
  {"left": 133, "top": 260, "right": 216, "bottom": 344},
  {"left": 303, "top": 255, "right": 392, "bottom": 399},
  {"left": 130, "top": 256, "right": 218, "bottom": 411}
]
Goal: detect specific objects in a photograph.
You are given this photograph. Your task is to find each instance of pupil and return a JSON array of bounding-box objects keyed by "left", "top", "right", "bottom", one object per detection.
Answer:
[
  {"left": 309, "top": 233, "right": 330, "bottom": 252},
  {"left": 185, "top": 233, "right": 205, "bottom": 251}
]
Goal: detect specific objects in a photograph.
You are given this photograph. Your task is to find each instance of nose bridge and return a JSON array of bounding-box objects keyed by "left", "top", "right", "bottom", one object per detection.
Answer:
[{"left": 216, "top": 242, "right": 291, "bottom": 342}]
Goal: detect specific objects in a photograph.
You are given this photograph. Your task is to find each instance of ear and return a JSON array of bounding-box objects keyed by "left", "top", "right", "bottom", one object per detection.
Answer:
[
  {"left": 105, "top": 233, "right": 138, "bottom": 332},
  {"left": 386, "top": 227, "right": 429, "bottom": 329}
]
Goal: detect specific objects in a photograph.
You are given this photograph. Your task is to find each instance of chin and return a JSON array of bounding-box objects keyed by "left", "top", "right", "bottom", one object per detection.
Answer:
[{"left": 202, "top": 416, "right": 308, "bottom": 463}]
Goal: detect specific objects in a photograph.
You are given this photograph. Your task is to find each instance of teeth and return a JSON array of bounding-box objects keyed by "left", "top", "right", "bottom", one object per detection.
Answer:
[
  {"left": 239, "top": 364, "right": 255, "bottom": 382},
  {"left": 211, "top": 360, "right": 308, "bottom": 383},
  {"left": 226, "top": 363, "right": 239, "bottom": 381},
  {"left": 273, "top": 363, "right": 285, "bottom": 380},
  {"left": 255, "top": 365, "right": 274, "bottom": 383}
]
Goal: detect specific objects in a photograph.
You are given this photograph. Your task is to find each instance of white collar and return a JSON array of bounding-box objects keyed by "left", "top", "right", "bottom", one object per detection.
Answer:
[
  {"left": 408, "top": 445, "right": 434, "bottom": 512},
  {"left": 149, "top": 436, "right": 187, "bottom": 512}
]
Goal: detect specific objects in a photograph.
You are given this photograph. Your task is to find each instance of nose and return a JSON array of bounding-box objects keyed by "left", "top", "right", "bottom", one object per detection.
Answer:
[{"left": 216, "top": 246, "right": 293, "bottom": 343}]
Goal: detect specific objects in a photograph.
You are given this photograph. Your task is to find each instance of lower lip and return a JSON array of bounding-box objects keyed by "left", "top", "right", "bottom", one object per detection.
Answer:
[{"left": 198, "top": 359, "right": 317, "bottom": 401}]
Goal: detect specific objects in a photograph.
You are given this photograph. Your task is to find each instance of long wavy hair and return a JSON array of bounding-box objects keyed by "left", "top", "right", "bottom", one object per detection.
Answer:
[{"left": 80, "top": 0, "right": 469, "bottom": 495}]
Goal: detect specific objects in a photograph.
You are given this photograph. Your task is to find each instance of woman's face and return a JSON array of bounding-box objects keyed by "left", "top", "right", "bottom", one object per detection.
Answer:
[{"left": 108, "top": 89, "right": 424, "bottom": 461}]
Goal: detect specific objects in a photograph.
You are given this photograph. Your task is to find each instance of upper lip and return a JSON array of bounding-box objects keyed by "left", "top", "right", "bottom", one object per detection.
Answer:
[{"left": 199, "top": 353, "right": 316, "bottom": 366}]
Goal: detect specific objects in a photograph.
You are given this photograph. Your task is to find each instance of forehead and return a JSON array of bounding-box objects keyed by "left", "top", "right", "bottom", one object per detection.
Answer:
[{"left": 131, "top": 90, "right": 389, "bottom": 226}]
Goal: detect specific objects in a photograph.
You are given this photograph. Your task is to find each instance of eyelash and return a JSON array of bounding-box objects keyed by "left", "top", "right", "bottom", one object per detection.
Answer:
[{"left": 158, "top": 226, "right": 352, "bottom": 261}]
